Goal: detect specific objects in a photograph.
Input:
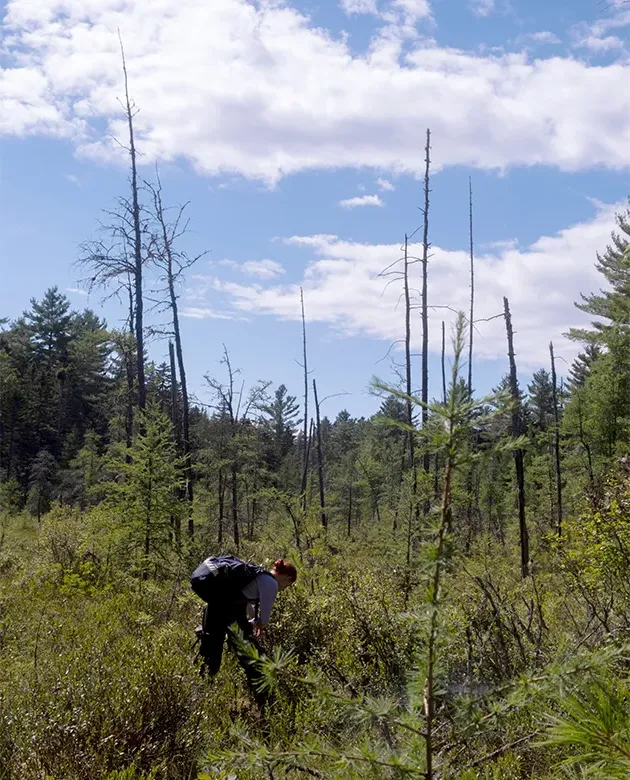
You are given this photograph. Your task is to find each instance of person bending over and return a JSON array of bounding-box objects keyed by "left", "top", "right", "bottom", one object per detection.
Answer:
[{"left": 190, "top": 554, "right": 297, "bottom": 706}]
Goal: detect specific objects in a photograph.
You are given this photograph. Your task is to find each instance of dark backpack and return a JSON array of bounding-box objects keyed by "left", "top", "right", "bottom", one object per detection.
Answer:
[{"left": 190, "top": 553, "right": 267, "bottom": 603}]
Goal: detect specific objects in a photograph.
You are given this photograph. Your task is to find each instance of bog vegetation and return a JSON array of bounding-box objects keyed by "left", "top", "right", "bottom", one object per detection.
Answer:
[{"left": 5, "top": 105, "right": 630, "bottom": 779}]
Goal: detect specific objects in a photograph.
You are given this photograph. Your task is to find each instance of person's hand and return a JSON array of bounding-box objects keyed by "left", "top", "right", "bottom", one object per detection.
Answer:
[{"left": 254, "top": 624, "right": 264, "bottom": 639}]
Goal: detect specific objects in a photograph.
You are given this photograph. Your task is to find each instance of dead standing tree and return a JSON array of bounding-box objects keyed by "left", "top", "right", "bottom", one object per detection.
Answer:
[
  {"left": 403, "top": 234, "right": 419, "bottom": 521},
  {"left": 468, "top": 177, "right": 475, "bottom": 397},
  {"left": 420, "top": 129, "right": 432, "bottom": 507},
  {"left": 146, "top": 171, "right": 205, "bottom": 535},
  {"left": 120, "top": 34, "right": 146, "bottom": 412},
  {"left": 313, "top": 379, "right": 327, "bottom": 530},
  {"left": 503, "top": 297, "right": 530, "bottom": 578},
  {"left": 78, "top": 36, "right": 148, "bottom": 427},
  {"left": 465, "top": 178, "right": 476, "bottom": 546},
  {"left": 205, "top": 347, "right": 270, "bottom": 550},
  {"left": 299, "top": 289, "right": 310, "bottom": 510},
  {"left": 377, "top": 232, "right": 423, "bottom": 543},
  {"left": 550, "top": 341, "right": 563, "bottom": 535}
]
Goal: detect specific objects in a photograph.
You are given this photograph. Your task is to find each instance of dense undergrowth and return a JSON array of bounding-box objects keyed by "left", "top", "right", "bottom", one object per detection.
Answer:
[{"left": 3, "top": 474, "right": 630, "bottom": 779}]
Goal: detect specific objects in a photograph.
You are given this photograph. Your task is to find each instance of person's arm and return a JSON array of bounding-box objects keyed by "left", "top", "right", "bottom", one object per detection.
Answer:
[{"left": 255, "top": 573, "right": 279, "bottom": 627}]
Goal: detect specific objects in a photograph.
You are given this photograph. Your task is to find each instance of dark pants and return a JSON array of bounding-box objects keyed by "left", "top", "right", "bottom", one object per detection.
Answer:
[{"left": 197, "top": 595, "right": 269, "bottom": 709}]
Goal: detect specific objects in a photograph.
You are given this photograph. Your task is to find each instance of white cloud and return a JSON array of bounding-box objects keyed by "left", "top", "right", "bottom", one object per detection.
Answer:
[
  {"left": 65, "top": 173, "right": 81, "bottom": 186},
  {"left": 391, "top": 0, "right": 431, "bottom": 22},
  {"left": 4, "top": 0, "right": 630, "bottom": 182},
  {"left": 470, "top": 0, "right": 495, "bottom": 17},
  {"left": 377, "top": 177, "right": 395, "bottom": 191},
  {"left": 571, "top": 8, "right": 630, "bottom": 55},
  {"left": 524, "top": 31, "right": 561, "bottom": 45},
  {"left": 180, "top": 307, "right": 237, "bottom": 320},
  {"left": 65, "top": 287, "right": 88, "bottom": 296},
  {"left": 575, "top": 35, "right": 625, "bottom": 54},
  {"left": 339, "top": 194, "right": 384, "bottom": 208},
  {"left": 340, "top": 0, "right": 378, "bottom": 15},
  {"left": 242, "top": 259, "right": 285, "bottom": 279},
  {"left": 481, "top": 238, "right": 518, "bottom": 252},
  {"left": 212, "top": 203, "right": 622, "bottom": 368}
]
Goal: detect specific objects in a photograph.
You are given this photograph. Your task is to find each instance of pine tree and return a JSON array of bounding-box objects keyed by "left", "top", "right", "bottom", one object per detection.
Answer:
[
  {"left": 569, "top": 205, "right": 630, "bottom": 345},
  {"left": 24, "top": 287, "right": 74, "bottom": 362},
  {"left": 528, "top": 369, "right": 554, "bottom": 432},
  {"left": 567, "top": 344, "right": 602, "bottom": 393},
  {"left": 103, "top": 406, "right": 184, "bottom": 573},
  {"left": 27, "top": 449, "right": 58, "bottom": 520},
  {"left": 262, "top": 384, "right": 300, "bottom": 471}
]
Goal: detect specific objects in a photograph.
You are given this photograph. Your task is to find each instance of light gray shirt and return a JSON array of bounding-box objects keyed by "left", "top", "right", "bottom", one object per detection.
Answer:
[{"left": 242, "top": 573, "right": 278, "bottom": 626}]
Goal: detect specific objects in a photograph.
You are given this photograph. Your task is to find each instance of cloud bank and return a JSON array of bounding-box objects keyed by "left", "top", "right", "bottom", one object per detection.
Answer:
[
  {"left": 210, "top": 202, "right": 622, "bottom": 368},
  {"left": 2, "top": 0, "right": 630, "bottom": 183}
]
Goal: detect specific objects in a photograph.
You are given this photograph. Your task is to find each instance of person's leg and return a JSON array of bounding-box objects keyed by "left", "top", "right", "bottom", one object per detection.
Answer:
[
  {"left": 198, "top": 604, "right": 228, "bottom": 677},
  {"left": 226, "top": 608, "right": 271, "bottom": 709}
]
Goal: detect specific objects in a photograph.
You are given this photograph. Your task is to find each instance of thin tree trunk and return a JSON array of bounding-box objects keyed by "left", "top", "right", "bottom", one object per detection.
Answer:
[
  {"left": 468, "top": 177, "right": 475, "bottom": 397},
  {"left": 347, "top": 484, "right": 353, "bottom": 538},
  {"left": 300, "top": 419, "right": 313, "bottom": 506},
  {"left": 231, "top": 461, "right": 239, "bottom": 550},
  {"left": 313, "top": 379, "right": 327, "bottom": 530},
  {"left": 168, "top": 341, "right": 179, "bottom": 438},
  {"left": 356, "top": 457, "right": 382, "bottom": 526},
  {"left": 421, "top": 128, "right": 432, "bottom": 482},
  {"left": 152, "top": 177, "right": 195, "bottom": 528},
  {"left": 125, "top": 281, "right": 135, "bottom": 460},
  {"left": 119, "top": 35, "right": 146, "bottom": 412},
  {"left": 425, "top": 426, "right": 453, "bottom": 780},
  {"left": 576, "top": 392, "right": 595, "bottom": 488},
  {"left": 168, "top": 340, "right": 181, "bottom": 545},
  {"left": 466, "top": 181, "right": 476, "bottom": 544},
  {"left": 404, "top": 233, "right": 418, "bottom": 517},
  {"left": 441, "top": 320, "right": 447, "bottom": 404},
  {"left": 549, "top": 342, "right": 563, "bottom": 535},
  {"left": 300, "top": 289, "right": 309, "bottom": 510},
  {"left": 504, "top": 297, "right": 529, "bottom": 578},
  {"left": 250, "top": 475, "right": 257, "bottom": 540},
  {"left": 217, "top": 466, "right": 224, "bottom": 547}
]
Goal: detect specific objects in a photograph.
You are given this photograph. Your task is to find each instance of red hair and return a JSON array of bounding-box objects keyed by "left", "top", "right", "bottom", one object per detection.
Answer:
[{"left": 273, "top": 558, "right": 297, "bottom": 582}]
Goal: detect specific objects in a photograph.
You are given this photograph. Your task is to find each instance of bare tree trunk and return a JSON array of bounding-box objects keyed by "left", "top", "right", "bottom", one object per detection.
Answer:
[
  {"left": 465, "top": 182, "right": 476, "bottom": 544},
  {"left": 250, "top": 475, "right": 257, "bottom": 541},
  {"left": 504, "top": 297, "right": 529, "bottom": 578},
  {"left": 119, "top": 36, "right": 146, "bottom": 412},
  {"left": 421, "top": 128, "right": 432, "bottom": 483},
  {"left": 576, "top": 391, "right": 595, "bottom": 488},
  {"left": 347, "top": 484, "right": 353, "bottom": 538},
  {"left": 393, "top": 436, "right": 406, "bottom": 534},
  {"left": 441, "top": 320, "right": 447, "bottom": 404},
  {"left": 168, "top": 341, "right": 179, "bottom": 438},
  {"left": 313, "top": 379, "right": 327, "bottom": 530},
  {"left": 404, "top": 233, "right": 418, "bottom": 517},
  {"left": 550, "top": 342, "right": 563, "bottom": 535},
  {"left": 150, "top": 175, "right": 195, "bottom": 530},
  {"left": 125, "top": 280, "right": 135, "bottom": 453},
  {"left": 168, "top": 340, "right": 181, "bottom": 545},
  {"left": 231, "top": 461, "right": 239, "bottom": 550},
  {"left": 468, "top": 177, "right": 475, "bottom": 397},
  {"left": 300, "top": 419, "right": 313, "bottom": 506},
  {"left": 218, "top": 466, "right": 224, "bottom": 547},
  {"left": 300, "top": 289, "right": 309, "bottom": 509}
]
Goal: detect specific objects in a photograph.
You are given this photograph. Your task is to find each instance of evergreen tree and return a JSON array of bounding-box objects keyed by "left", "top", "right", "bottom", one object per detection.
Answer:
[
  {"left": 27, "top": 449, "right": 58, "bottom": 520},
  {"left": 569, "top": 205, "right": 630, "bottom": 345},
  {"left": 567, "top": 344, "right": 602, "bottom": 392},
  {"left": 528, "top": 369, "right": 554, "bottom": 432},
  {"left": 25, "top": 287, "right": 74, "bottom": 362},
  {"left": 262, "top": 384, "right": 300, "bottom": 471},
  {"left": 103, "top": 406, "right": 184, "bottom": 573}
]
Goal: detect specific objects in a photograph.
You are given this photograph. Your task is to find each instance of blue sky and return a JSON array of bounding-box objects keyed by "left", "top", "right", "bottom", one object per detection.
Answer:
[{"left": 1, "top": 0, "right": 630, "bottom": 418}]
